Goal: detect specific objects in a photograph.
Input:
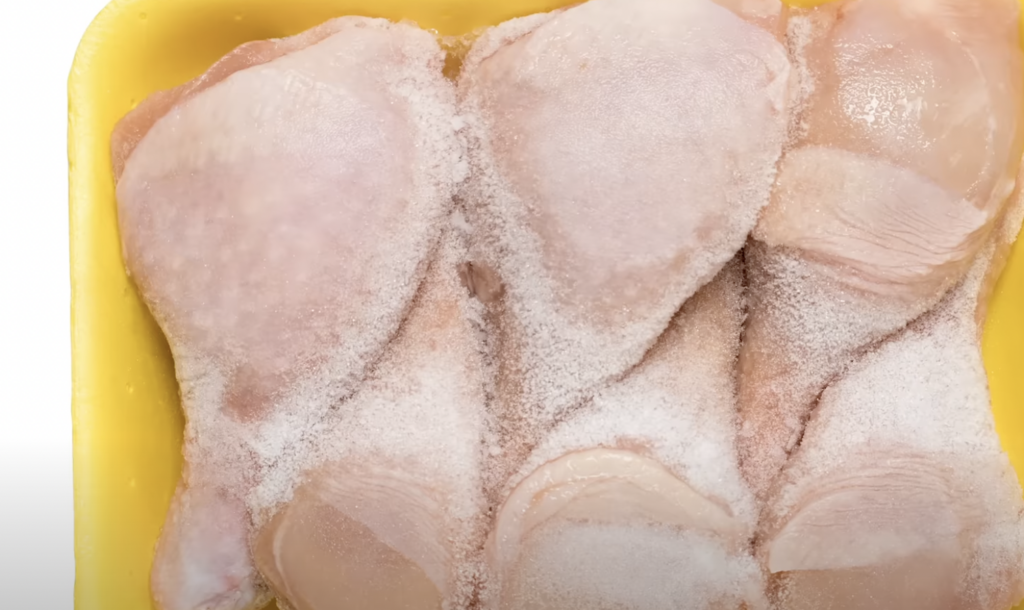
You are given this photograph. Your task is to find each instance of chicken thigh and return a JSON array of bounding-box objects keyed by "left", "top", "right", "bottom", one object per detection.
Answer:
[
  {"left": 757, "top": 179, "right": 1024, "bottom": 610},
  {"left": 457, "top": 0, "right": 790, "bottom": 606},
  {"left": 737, "top": 0, "right": 1024, "bottom": 499},
  {"left": 113, "top": 18, "right": 469, "bottom": 610}
]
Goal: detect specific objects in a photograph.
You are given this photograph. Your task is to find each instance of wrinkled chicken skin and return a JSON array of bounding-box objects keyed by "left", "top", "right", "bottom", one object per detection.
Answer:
[
  {"left": 737, "top": 0, "right": 1024, "bottom": 500},
  {"left": 758, "top": 184, "right": 1024, "bottom": 610},
  {"left": 484, "top": 261, "right": 767, "bottom": 610},
  {"left": 114, "top": 17, "right": 464, "bottom": 610},
  {"left": 457, "top": 0, "right": 791, "bottom": 483}
]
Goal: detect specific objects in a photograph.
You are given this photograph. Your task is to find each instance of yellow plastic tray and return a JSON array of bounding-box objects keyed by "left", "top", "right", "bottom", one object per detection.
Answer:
[{"left": 68, "top": 1, "right": 1024, "bottom": 609}]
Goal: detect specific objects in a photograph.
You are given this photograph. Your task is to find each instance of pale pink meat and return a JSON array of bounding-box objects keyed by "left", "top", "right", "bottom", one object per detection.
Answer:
[
  {"left": 737, "top": 0, "right": 1024, "bottom": 500},
  {"left": 110, "top": 19, "right": 350, "bottom": 181},
  {"left": 457, "top": 0, "right": 791, "bottom": 481},
  {"left": 110, "top": 1, "right": 1024, "bottom": 607},
  {"left": 114, "top": 17, "right": 465, "bottom": 610},
  {"left": 457, "top": 0, "right": 790, "bottom": 607},
  {"left": 482, "top": 261, "right": 768, "bottom": 610},
  {"left": 757, "top": 188, "right": 1024, "bottom": 609},
  {"left": 250, "top": 232, "right": 490, "bottom": 610}
]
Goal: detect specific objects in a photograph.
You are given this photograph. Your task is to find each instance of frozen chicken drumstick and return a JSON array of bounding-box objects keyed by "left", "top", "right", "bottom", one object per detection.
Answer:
[
  {"left": 483, "top": 260, "right": 767, "bottom": 610},
  {"left": 737, "top": 0, "right": 1024, "bottom": 499},
  {"left": 457, "top": 0, "right": 790, "bottom": 607},
  {"left": 757, "top": 181, "right": 1024, "bottom": 610},
  {"left": 252, "top": 232, "right": 490, "bottom": 610},
  {"left": 113, "top": 17, "right": 466, "bottom": 610},
  {"left": 457, "top": 0, "right": 791, "bottom": 484}
]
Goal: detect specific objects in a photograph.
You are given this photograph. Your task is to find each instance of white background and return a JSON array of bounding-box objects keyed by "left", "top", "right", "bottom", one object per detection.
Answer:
[{"left": 0, "top": 1, "right": 110, "bottom": 606}]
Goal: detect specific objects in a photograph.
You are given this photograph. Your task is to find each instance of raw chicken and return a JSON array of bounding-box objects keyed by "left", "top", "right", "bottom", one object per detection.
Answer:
[
  {"left": 483, "top": 260, "right": 767, "bottom": 610},
  {"left": 737, "top": 0, "right": 1024, "bottom": 499},
  {"left": 457, "top": 0, "right": 791, "bottom": 483},
  {"left": 251, "top": 231, "right": 490, "bottom": 610},
  {"left": 757, "top": 175, "right": 1024, "bottom": 610},
  {"left": 113, "top": 17, "right": 467, "bottom": 610},
  {"left": 457, "top": 0, "right": 790, "bottom": 607},
  {"left": 111, "top": 0, "right": 1024, "bottom": 607}
]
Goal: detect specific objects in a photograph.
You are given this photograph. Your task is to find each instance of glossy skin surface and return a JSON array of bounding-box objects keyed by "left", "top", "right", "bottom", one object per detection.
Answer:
[
  {"left": 737, "top": 0, "right": 1024, "bottom": 500},
  {"left": 739, "top": 1, "right": 1024, "bottom": 607}
]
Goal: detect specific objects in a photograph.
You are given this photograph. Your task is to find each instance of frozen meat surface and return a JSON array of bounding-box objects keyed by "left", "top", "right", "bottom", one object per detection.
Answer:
[
  {"left": 737, "top": 0, "right": 1024, "bottom": 500},
  {"left": 114, "top": 16, "right": 467, "bottom": 610},
  {"left": 759, "top": 191, "right": 1024, "bottom": 609},
  {"left": 110, "top": 1, "right": 1024, "bottom": 609},
  {"left": 456, "top": 0, "right": 791, "bottom": 606},
  {"left": 457, "top": 0, "right": 791, "bottom": 482}
]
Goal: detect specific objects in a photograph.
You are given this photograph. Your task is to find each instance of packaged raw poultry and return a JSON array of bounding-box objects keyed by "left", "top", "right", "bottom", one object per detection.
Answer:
[{"left": 68, "top": 0, "right": 1024, "bottom": 609}]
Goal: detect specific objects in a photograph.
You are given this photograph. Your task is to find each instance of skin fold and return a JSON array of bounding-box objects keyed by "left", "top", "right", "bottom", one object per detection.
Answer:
[
  {"left": 757, "top": 170, "right": 1024, "bottom": 610},
  {"left": 737, "top": 0, "right": 1024, "bottom": 501}
]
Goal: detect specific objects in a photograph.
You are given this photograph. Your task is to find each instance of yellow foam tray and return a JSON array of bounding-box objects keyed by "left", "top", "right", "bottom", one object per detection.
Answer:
[{"left": 68, "top": 1, "right": 1024, "bottom": 609}]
